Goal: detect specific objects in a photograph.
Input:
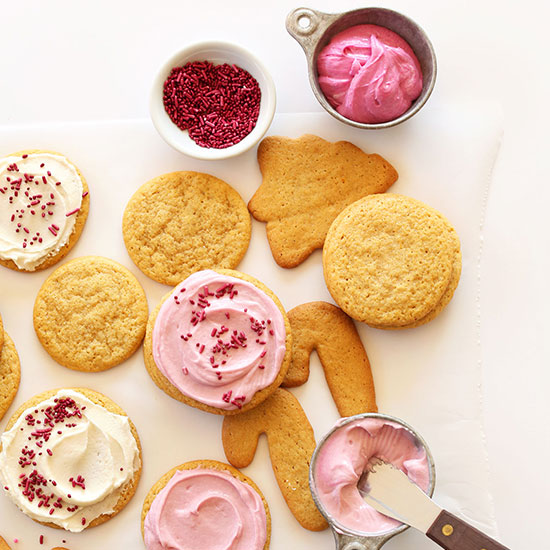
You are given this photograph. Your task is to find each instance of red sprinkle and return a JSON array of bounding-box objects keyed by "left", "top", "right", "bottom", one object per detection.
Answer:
[{"left": 162, "top": 61, "right": 261, "bottom": 149}]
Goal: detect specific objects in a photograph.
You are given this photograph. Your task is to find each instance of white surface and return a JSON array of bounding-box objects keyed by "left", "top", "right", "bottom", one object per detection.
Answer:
[
  {"left": 0, "top": 106, "right": 500, "bottom": 549},
  {"left": 0, "top": 1, "right": 548, "bottom": 549}
]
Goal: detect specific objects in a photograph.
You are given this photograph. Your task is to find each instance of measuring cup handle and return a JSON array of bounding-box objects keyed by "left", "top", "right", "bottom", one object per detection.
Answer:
[
  {"left": 285, "top": 7, "right": 339, "bottom": 56},
  {"left": 427, "top": 510, "right": 511, "bottom": 550}
]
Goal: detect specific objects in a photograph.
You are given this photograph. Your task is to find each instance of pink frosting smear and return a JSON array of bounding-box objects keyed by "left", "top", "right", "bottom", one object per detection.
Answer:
[
  {"left": 144, "top": 468, "right": 267, "bottom": 550},
  {"left": 152, "top": 270, "right": 286, "bottom": 410},
  {"left": 314, "top": 417, "right": 430, "bottom": 534},
  {"left": 317, "top": 24, "right": 423, "bottom": 123}
]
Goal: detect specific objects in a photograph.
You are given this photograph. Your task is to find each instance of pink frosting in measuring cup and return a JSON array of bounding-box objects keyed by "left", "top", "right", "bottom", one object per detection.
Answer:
[
  {"left": 313, "top": 417, "right": 430, "bottom": 534},
  {"left": 317, "top": 24, "right": 423, "bottom": 124}
]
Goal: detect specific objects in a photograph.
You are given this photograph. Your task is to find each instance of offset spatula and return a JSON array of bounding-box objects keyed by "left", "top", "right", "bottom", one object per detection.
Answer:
[{"left": 358, "top": 461, "right": 510, "bottom": 550}]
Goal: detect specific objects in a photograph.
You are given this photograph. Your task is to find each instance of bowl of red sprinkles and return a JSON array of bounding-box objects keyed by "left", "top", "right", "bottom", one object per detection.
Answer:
[{"left": 151, "top": 41, "right": 276, "bottom": 160}]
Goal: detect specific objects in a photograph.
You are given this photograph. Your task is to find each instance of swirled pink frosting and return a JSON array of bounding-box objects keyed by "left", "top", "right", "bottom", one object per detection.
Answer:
[
  {"left": 152, "top": 270, "right": 286, "bottom": 410},
  {"left": 317, "top": 24, "right": 423, "bottom": 123},
  {"left": 144, "top": 468, "right": 267, "bottom": 550},
  {"left": 314, "top": 418, "right": 430, "bottom": 534}
]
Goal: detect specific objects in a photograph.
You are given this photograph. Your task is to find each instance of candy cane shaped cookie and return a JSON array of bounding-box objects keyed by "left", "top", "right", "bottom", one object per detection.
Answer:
[
  {"left": 222, "top": 388, "right": 328, "bottom": 531},
  {"left": 282, "top": 302, "right": 377, "bottom": 416}
]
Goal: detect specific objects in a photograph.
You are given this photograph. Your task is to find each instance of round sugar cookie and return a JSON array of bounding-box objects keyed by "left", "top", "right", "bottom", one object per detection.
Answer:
[
  {"left": 33, "top": 256, "right": 148, "bottom": 371},
  {"left": 323, "top": 194, "right": 459, "bottom": 327},
  {"left": 0, "top": 149, "right": 89, "bottom": 272},
  {"left": 141, "top": 460, "right": 271, "bottom": 550},
  {"left": 143, "top": 269, "right": 292, "bottom": 416},
  {"left": 0, "top": 312, "right": 4, "bottom": 354},
  {"left": 122, "top": 171, "right": 251, "bottom": 286},
  {"left": 0, "top": 332, "right": 21, "bottom": 422},
  {"left": 370, "top": 242, "right": 462, "bottom": 329},
  {"left": 0, "top": 387, "right": 142, "bottom": 530}
]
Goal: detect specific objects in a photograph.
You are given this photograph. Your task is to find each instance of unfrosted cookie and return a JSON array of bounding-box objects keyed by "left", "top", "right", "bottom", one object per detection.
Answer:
[
  {"left": 0, "top": 387, "right": 141, "bottom": 531},
  {"left": 143, "top": 269, "right": 292, "bottom": 415},
  {"left": 122, "top": 171, "right": 251, "bottom": 286},
  {"left": 369, "top": 241, "right": 462, "bottom": 329},
  {"left": 323, "top": 194, "right": 461, "bottom": 328},
  {"left": 141, "top": 460, "right": 270, "bottom": 550},
  {"left": 222, "top": 388, "right": 327, "bottom": 531},
  {"left": 0, "top": 313, "right": 4, "bottom": 354},
  {"left": 0, "top": 150, "right": 89, "bottom": 272},
  {"left": 33, "top": 256, "right": 148, "bottom": 371},
  {"left": 282, "top": 302, "right": 377, "bottom": 416},
  {"left": 0, "top": 332, "right": 20, "bottom": 422},
  {"left": 248, "top": 134, "right": 398, "bottom": 268}
]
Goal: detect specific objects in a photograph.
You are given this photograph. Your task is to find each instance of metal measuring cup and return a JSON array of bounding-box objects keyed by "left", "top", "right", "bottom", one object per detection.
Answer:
[
  {"left": 285, "top": 7, "right": 437, "bottom": 129},
  {"left": 309, "top": 412, "right": 436, "bottom": 550}
]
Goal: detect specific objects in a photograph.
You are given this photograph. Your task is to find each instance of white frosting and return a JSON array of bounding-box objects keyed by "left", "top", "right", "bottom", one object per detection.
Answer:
[
  {"left": 0, "top": 152, "right": 84, "bottom": 270},
  {"left": 0, "top": 390, "right": 140, "bottom": 532}
]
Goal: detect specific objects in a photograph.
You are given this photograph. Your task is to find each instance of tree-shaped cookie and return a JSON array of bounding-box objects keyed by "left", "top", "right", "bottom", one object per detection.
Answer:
[
  {"left": 282, "top": 302, "right": 377, "bottom": 417},
  {"left": 248, "top": 134, "right": 398, "bottom": 267},
  {"left": 222, "top": 388, "right": 328, "bottom": 531}
]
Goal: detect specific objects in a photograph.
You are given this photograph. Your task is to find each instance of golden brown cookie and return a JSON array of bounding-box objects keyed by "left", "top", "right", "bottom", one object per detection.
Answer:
[
  {"left": 143, "top": 269, "right": 292, "bottom": 415},
  {"left": 369, "top": 241, "right": 462, "bottom": 329},
  {"left": 0, "top": 536, "right": 10, "bottom": 550},
  {"left": 248, "top": 134, "right": 398, "bottom": 268},
  {"left": 282, "top": 302, "right": 377, "bottom": 416},
  {"left": 0, "top": 312, "right": 4, "bottom": 355},
  {"left": 0, "top": 332, "right": 20, "bottom": 422},
  {"left": 141, "top": 459, "right": 271, "bottom": 550},
  {"left": 0, "top": 387, "right": 142, "bottom": 530},
  {"left": 0, "top": 149, "right": 89, "bottom": 272},
  {"left": 33, "top": 256, "right": 148, "bottom": 371},
  {"left": 122, "top": 171, "right": 251, "bottom": 286},
  {"left": 323, "top": 194, "right": 461, "bottom": 328},
  {"left": 222, "top": 388, "right": 328, "bottom": 531}
]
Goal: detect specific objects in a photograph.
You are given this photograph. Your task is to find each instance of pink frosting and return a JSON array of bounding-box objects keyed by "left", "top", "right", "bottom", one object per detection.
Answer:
[
  {"left": 313, "top": 418, "right": 430, "bottom": 534},
  {"left": 152, "top": 270, "right": 286, "bottom": 411},
  {"left": 144, "top": 468, "right": 267, "bottom": 550},
  {"left": 317, "top": 24, "right": 423, "bottom": 123}
]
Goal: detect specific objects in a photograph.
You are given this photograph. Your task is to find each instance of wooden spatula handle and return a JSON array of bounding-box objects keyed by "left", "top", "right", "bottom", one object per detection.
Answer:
[{"left": 427, "top": 510, "right": 510, "bottom": 550}]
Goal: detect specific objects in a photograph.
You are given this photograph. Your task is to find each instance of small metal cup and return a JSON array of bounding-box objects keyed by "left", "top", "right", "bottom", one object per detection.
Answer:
[
  {"left": 286, "top": 7, "right": 437, "bottom": 129},
  {"left": 309, "top": 412, "right": 436, "bottom": 550}
]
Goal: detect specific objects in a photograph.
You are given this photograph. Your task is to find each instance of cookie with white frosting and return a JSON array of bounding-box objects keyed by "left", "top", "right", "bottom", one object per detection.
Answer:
[
  {"left": 0, "top": 388, "right": 142, "bottom": 531},
  {"left": 0, "top": 150, "right": 89, "bottom": 272}
]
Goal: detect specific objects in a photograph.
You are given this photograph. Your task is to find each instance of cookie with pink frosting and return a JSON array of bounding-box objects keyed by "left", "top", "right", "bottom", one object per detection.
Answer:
[
  {"left": 143, "top": 269, "right": 292, "bottom": 415},
  {"left": 141, "top": 460, "right": 270, "bottom": 550}
]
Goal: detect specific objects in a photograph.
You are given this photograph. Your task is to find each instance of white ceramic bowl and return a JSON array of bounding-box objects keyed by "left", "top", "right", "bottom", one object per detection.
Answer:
[{"left": 150, "top": 41, "right": 276, "bottom": 160}]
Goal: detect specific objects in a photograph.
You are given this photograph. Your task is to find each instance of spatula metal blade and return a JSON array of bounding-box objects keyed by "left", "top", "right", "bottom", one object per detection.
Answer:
[{"left": 359, "top": 461, "right": 440, "bottom": 534}]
